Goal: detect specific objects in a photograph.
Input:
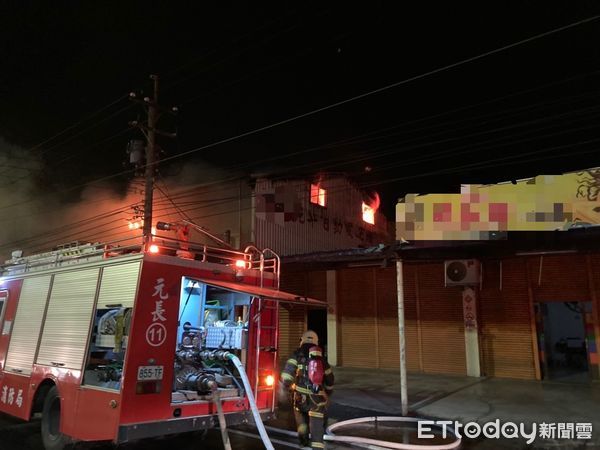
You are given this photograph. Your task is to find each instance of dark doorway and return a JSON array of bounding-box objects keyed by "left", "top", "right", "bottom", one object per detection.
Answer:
[
  {"left": 536, "top": 301, "right": 590, "bottom": 383},
  {"left": 307, "top": 308, "right": 328, "bottom": 356}
]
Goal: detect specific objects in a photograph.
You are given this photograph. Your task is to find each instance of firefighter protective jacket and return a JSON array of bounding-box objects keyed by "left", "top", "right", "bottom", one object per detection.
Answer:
[{"left": 280, "top": 343, "right": 334, "bottom": 398}]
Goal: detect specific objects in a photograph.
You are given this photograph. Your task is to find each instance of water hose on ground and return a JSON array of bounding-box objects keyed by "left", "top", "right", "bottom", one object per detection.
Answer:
[
  {"left": 266, "top": 416, "right": 461, "bottom": 450},
  {"left": 223, "top": 352, "right": 275, "bottom": 450},
  {"left": 210, "top": 350, "right": 460, "bottom": 450},
  {"left": 325, "top": 416, "right": 461, "bottom": 450},
  {"left": 211, "top": 383, "right": 232, "bottom": 450}
]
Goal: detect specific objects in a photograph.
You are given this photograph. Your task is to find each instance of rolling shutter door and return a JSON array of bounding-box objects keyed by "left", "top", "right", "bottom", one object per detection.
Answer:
[
  {"left": 418, "top": 263, "right": 467, "bottom": 375},
  {"left": 278, "top": 271, "right": 308, "bottom": 366},
  {"left": 480, "top": 258, "right": 535, "bottom": 379},
  {"left": 375, "top": 267, "right": 400, "bottom": 369},
  {"left": 338, "top": 268, "right": 377, "bottom": 368},
  {"left": 97, "top": 261, "right": 141, "bottom": 308},
  {"left": 531, "top": 254, "right": 589, "bottom": 301},
  {"left": 5, "top": 276, "right": 52, "bottom": 375},
  {"left": 36, "top": 268, "right": 99, "bottom": 370},
  {"left": 278, "top": 305, "right": 306, "bottom": 367}
]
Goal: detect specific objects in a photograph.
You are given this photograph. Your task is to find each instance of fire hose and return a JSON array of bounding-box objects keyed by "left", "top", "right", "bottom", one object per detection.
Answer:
[
  {"left": 208, "top": 351, "right": 275, "bottom": 450},
  {"left": 211, "top": 351, "right": 461, "bottom": 450},
  {"left": 265, "top": 418, "right": 461, "bottom": 450},
  {"left": 211, "top": 385, "right": 232, "bottom": 450}
]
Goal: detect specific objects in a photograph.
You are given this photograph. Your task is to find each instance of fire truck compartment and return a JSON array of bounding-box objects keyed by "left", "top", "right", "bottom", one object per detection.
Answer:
[{"left": 171, "top": 277, "right": 253, "bottom": 403}]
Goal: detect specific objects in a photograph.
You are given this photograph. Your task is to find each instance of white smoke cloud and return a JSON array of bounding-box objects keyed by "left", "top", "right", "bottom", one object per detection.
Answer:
[{"left": 0, "top": 152, "right": 246, "bottom": 262}]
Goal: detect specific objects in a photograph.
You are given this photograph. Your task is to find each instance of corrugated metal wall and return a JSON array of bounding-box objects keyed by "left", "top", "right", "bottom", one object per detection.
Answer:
[{"left": 254, "top": 177, "right": 390, "bottom": 256}]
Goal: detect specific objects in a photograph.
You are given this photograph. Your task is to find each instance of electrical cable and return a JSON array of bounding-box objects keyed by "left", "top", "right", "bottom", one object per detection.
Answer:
[
  {"left": 1, "top": 68, "right": 598, "bottom": 217},
  {"left": 156, "top": 14, "right": 600, "bottom": 168},
  {"left": 1, "top": 17, "right": 600, "bottom": 251},
  {"left": 4, "top": 118, "right": 599, "bottom": 254}
]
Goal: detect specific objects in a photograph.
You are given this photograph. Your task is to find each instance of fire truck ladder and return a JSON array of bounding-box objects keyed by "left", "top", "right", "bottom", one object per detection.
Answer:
[
  {"left": 243, "top": 246, "right": 281, "bottom": 410},
  {"left": 243, "top": 245, "right": 280, "bottom": 289},
  {"left": 253, "top": 296, "right": 279, "bottom": 413}
]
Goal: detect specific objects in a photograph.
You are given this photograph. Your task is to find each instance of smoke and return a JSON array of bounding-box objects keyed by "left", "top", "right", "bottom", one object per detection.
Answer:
[
  {"left": 0, "top": 151, "right": 245, "bottom": 262},
  {"left": 0, "top": 138, "right": 57, "bottom": 257}
]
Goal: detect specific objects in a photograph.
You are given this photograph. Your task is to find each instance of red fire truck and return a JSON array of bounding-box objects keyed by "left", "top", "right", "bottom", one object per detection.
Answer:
[{"left": 0, "top": 235, "right": 320, "bottom": 449}]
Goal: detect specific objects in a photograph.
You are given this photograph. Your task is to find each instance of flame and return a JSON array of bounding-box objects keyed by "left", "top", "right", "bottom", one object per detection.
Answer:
[
  {"left": 368, "top": 192, "right": 380, "bottom": 212},
  {"left": 362, "top": 192, "right": 380, "bottom": 225}
]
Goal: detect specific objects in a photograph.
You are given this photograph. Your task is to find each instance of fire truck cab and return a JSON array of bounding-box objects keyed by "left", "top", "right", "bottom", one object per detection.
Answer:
[{"left": 0, "top": 237, "right": 319, "bottom": 449}]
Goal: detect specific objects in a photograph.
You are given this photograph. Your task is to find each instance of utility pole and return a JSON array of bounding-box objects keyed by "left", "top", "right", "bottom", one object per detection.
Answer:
[
  {"left": 143, "top": 74, "right": 159, "bottom": 243},
  {"left": 128, "top": 75, "right": 177, "bottom": 248}
]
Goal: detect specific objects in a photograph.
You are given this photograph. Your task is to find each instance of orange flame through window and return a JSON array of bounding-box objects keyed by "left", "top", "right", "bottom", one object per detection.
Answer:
[{"left": 362, "top": 192, "right": 380, "bottom": 225}]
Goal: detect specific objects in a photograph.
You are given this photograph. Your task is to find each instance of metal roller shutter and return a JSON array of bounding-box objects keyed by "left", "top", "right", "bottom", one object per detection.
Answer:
[
  {"left": 417, "top": 263, "right": 467, "bottom": 375},
  {"left": 278, "top": 271, "right": 308, "bottom": 367},
  {"left": 530, "top": 254, "right": 589, "bottom": 301},
  {"left": 278, "top": 305, "right": 306, "bottom": 367},
  {"left": 278, "top": 270, "right": 324, "bottom": 367},
  {"left": 36, "top": 268, "right": 100, "bottom": 370},
  {"left": 375, "top": 267, "right": 400, "bottom": 369},
  {"left": 338, "top": 268, "right": 377, "bottom": 368},
  {"left": 480, "top": 258, "right": 535, "bottom": 379},
  {"left": 5, "top": 275, "right": 52, "bottom": 375},
  {"left": 97, "top": 261, "right": 141, "bottom": 308}
]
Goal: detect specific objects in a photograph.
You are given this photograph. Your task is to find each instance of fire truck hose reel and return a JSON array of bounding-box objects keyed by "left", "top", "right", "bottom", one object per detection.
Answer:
[{"left": 226, "top": 353, "right": 275, "bottom": 450}]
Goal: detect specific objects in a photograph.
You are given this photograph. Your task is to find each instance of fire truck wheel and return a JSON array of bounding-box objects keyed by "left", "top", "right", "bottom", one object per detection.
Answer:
[{"left": 41, "top": 386, "right": 73, "bottom": 450}]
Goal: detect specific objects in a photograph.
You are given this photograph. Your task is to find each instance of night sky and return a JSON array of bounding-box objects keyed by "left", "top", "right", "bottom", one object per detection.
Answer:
[{"left": 2, "top": 2, "right": 600, "bottom": 223}]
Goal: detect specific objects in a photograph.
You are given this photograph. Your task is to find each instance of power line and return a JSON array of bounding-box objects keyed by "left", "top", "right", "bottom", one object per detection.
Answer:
[
  {"left": 157, "top": 14, "right": 600, "bottom": 166},
  {"left": 1, "top": 15, "right": 598, "bottom": 230}
]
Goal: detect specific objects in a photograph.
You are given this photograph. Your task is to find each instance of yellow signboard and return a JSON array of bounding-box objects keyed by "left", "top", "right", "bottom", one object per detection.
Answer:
[{"left": 396, "top": 168, "right": 600, "bottom": 241}]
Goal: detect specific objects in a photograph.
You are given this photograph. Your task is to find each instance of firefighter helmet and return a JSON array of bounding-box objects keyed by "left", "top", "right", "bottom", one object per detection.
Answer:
[{"left": 300, "top": 330, "right": 319, "bottom": 346}]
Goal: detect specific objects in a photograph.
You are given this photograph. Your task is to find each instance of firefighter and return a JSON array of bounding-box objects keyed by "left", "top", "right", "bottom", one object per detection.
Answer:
[{"left": 280, "top": 330, "right": 334, "bottom": 450}]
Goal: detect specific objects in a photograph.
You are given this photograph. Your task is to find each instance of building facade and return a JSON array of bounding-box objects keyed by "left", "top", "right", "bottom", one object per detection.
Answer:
[{"left": 281, "top": 231, "right": 600, "bottom": 383}]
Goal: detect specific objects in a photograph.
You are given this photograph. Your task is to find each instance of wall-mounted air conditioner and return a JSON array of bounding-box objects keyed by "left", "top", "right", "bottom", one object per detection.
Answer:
[{"left": 444, "top": 259, "right": 480, "bottom": 286}]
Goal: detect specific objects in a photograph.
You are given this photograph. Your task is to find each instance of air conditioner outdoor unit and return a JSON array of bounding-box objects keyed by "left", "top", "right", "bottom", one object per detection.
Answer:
[{"left": 444, "top": 259, "right": 480, "bottom": 286}]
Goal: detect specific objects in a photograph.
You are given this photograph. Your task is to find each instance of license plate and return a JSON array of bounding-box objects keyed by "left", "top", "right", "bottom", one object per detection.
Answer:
[{"left": 137, "top": 365, "right": 164, "bottom": 381}]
